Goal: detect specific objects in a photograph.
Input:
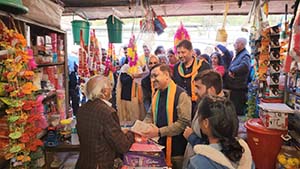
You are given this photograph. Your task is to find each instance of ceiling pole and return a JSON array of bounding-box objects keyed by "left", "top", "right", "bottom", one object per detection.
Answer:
[{"left": 238, "top": 0, "right": 243, "bottom": 8}]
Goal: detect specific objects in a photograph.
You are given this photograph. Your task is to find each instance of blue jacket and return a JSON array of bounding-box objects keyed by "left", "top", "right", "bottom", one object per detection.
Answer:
[
  {"left": 188, "top": 139, "right": 254, "bottom": 169},
  {"left": 224, "top": 48, "right": 250, "bottom": 90}
]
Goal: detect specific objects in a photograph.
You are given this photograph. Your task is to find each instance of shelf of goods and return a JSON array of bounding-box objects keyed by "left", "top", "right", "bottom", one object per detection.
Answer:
[{"left": 0, "top": 10, "right": 68, "bottom": 168}]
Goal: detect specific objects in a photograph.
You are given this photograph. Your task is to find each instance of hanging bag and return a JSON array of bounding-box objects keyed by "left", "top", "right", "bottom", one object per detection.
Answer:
[
  {"left": 157, "top": 15, "right": 167, "bottom": 29},
  {"left": 152, "top": 8, "right": 165, "bottom": 35}
]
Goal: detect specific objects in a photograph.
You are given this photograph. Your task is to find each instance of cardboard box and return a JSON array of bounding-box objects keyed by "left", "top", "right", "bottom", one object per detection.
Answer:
[{"left": 259, "top": 103, "right": 294, "bottom": 130}]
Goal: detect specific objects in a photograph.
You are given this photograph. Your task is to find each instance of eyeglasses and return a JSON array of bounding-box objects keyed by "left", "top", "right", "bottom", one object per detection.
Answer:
[{"left": 149, "top": 62, "right": 158, "bottom": 65}]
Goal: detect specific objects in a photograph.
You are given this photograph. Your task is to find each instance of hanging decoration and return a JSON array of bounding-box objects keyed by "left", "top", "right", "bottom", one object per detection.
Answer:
[
  {"left": 89, "top": 29, "right": 101, "bottom": 76},
  {"left": 0, "top": 19, "right": 43, "bottom": 168},
  {"left": 127, "top": 35, "right": 139, "bottom": 74},
  {"left": 262, "top": 0, "right": 269, "bottom": 18},
  {"left": 174, "top": 22, "right": 190, "bottom": 53},
  {"left": 138, "top": 0, "right": 167, "bottom": 49},
  {"left": 216, "top": 2, "right": 229, "bottom": 42},
  {"left": 104, "top": 43, "right": 116, "bottom": 83},
  {"left": 289, "top": 2, "right": 300, "bottom": 62},
  {"left": 140, "top": 8, "right": 155, "bottom": 33},
  {"left": 78, "top": 30, "right": 90, "bottom": 78}
]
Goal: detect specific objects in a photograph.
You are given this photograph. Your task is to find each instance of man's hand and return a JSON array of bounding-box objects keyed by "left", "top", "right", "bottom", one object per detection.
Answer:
[
  {"left": 228, "top": 71, "right": 235, "bottom": 78},
  {"left": 142, "top": 124, "right": 159, "bottom": 138},
  {"left": 183, "top": 127, "right": 193, "bottom": 140},
  {"left": 122, "top": 128, "right": 130, "bottom": 134}
]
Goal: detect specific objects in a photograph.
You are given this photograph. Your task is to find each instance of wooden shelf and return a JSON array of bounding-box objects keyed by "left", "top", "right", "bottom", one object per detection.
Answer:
[
  {"left": 37, "top": 62, "right": 65, "bottom": 68},
  {"left": 286, "top": 89, "right": 300, "bottom": 97},
  {"left": 0, "top": 11, "right": 65, "bottom": 34}
]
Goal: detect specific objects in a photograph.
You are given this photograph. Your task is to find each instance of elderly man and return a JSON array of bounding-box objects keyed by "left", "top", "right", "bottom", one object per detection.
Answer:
[
  {"left": 224, "top": 37, "right": 251, "bottom": 115},
  {"left": 143, "top": 64, "right": 191, "bottom": 169},
  {"left": 173, "top": 40, "right": 211, "bottom": 118},
  {"left": 76, "top": 75, "right": 134, "bottom": 169},
  {"left": 141, "top": 55, "right": 159, "bottom": 112},
  {"left": 139, "top": 44, "right": 155, "bottom": 68}
]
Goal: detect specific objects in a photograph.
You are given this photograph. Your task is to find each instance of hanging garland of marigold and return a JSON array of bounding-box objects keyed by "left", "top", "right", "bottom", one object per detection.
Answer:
[
  {"left": 127, "top": 34, "right": 138, "bottom": 74},
  {"left": 0, "top": 20, "right": 43, "bottom": 168}
]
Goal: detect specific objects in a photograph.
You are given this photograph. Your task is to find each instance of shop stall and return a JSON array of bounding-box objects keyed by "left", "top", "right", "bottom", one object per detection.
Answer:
[
  {"left": 0, "top": 0, "right": 69, "bottom": 168},
  {"left": 0, "top": 0, "right": 300, "bottom": 169}
]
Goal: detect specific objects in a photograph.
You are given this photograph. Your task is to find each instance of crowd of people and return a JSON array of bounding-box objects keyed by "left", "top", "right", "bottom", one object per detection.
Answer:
[{"left": 74, "top": 38, "right": 254, "bottom": 169}]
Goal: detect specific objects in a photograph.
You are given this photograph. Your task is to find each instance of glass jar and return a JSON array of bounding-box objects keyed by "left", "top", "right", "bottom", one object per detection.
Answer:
[{"left": 276, "top": 145, "right": 300, "bottom": 169}]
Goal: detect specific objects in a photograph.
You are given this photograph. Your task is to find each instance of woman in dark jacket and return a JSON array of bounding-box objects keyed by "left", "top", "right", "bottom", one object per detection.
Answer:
[
  {"left": 215, "top": 44, "right": 233, "bottom": 70},
  {"left": 75, "top": 75, "right": 135, "bottom": 169}
]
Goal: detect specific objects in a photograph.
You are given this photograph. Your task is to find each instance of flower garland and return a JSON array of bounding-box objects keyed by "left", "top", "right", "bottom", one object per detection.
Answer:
[
  {"left": 89, "top": 29, "right": 101, "bottom": 75},
  {"left": 0, "top": 20, "right": 43, "bottom": 168},
  {"left": 127, "top": 35, "right": 138, "bottom": 74},
  {"left": 104, "top": 43, "right": 116, "bottom": 83}
]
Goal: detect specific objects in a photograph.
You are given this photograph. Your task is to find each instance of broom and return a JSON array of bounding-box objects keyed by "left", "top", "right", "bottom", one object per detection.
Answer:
[{"left": 216, "top": 2, "right": 229, "bottom": 42}]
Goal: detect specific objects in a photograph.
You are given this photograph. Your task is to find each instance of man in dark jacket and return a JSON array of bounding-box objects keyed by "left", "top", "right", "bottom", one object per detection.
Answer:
[
  {"left": 224, "top": 37, "right": 251, "bottom": 115},
  {"left": 143, "top": 64, "right": 191, "bottom": 169},
  {"left": 173, "top": 40, "right": 211, "bottom": 118},
  {"left": 76, "top": 75, "right": 134, "bottom": 169}
]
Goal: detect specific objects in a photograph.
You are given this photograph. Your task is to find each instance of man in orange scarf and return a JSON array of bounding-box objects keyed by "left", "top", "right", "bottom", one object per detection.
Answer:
[
  {"left": 143, "top": 63, "right": 191, "bottom": 169},
  {"left": 173, "top": 40, "right": 211, "bottom": 118}
]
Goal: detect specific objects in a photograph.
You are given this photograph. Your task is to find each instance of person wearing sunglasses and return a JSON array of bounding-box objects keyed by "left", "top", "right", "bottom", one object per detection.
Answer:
[{"left": 141, "top": 55, "right": 159, "bottom": 112}]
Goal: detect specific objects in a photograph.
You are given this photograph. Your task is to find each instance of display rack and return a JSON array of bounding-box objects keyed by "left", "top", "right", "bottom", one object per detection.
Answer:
[
  {"left": 0, "top": 10, "right": 69, "bottom": 108},
  {"left": 0, "top": 10, "right": 69, "bottom": 168}
]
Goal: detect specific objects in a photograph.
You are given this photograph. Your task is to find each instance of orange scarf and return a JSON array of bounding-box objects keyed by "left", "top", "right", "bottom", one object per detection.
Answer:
[
  {"left": 131, "top": 82, "right": 143, "bottom": 103},
  {"left": 178, "top": 59, "right": 203, "bottom": 101},
  {"left": 152, "top": 80, "right": 176, "bottom": 167}
]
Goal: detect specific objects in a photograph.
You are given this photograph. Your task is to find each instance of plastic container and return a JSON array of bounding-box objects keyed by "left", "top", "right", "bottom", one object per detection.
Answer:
[
  {"left": 245, "top": 118, "right": 287, "bottom": 169},
  {"left": 258, "top": 103, "right": 294, "bottom": 130},
  {"left": 276, "top": 145, "right": 300, "bottom": 169},
  {"left": 56, "top": 89, "right": 66, "bottom": 120},
  {"left": 71, "top": 117, "right": 79, "bottom": 145},
  {"left": 106, "top": 15, "right": 123, "bottom": 43},
  {"left": 72, "top": 20, "right": 90, "bottom": 45}
]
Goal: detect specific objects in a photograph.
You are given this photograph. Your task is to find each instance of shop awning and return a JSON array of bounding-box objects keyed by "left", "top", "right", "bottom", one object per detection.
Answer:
[{"left": 60, "top": 0, "right": 295, "bottom": 20}]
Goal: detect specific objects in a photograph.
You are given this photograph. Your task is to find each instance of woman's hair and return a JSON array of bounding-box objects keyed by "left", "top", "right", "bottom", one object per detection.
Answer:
[
  {"left": 154, "top": 46, "right": 165, "bottom": 55},
  {"left": 158, "top": 54, "right": 169, "bottom": 64},
  {"left": 167, "top": 48, "right": 175, "bottom": 55},
  {"left": 194, "top": 48, "right": 201, "bottom": 56},
  {"left": 199, "top": 54, "right": 211, "bottom": 64},
  {"left": 210, "top": 52, "right": 224, "bottom": 65},
  {"left": 84, "top": 75, "right": 112, "bottom": 101},
  {"left": 197, "top": 95, "right": 244, "bottom": 163}
]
